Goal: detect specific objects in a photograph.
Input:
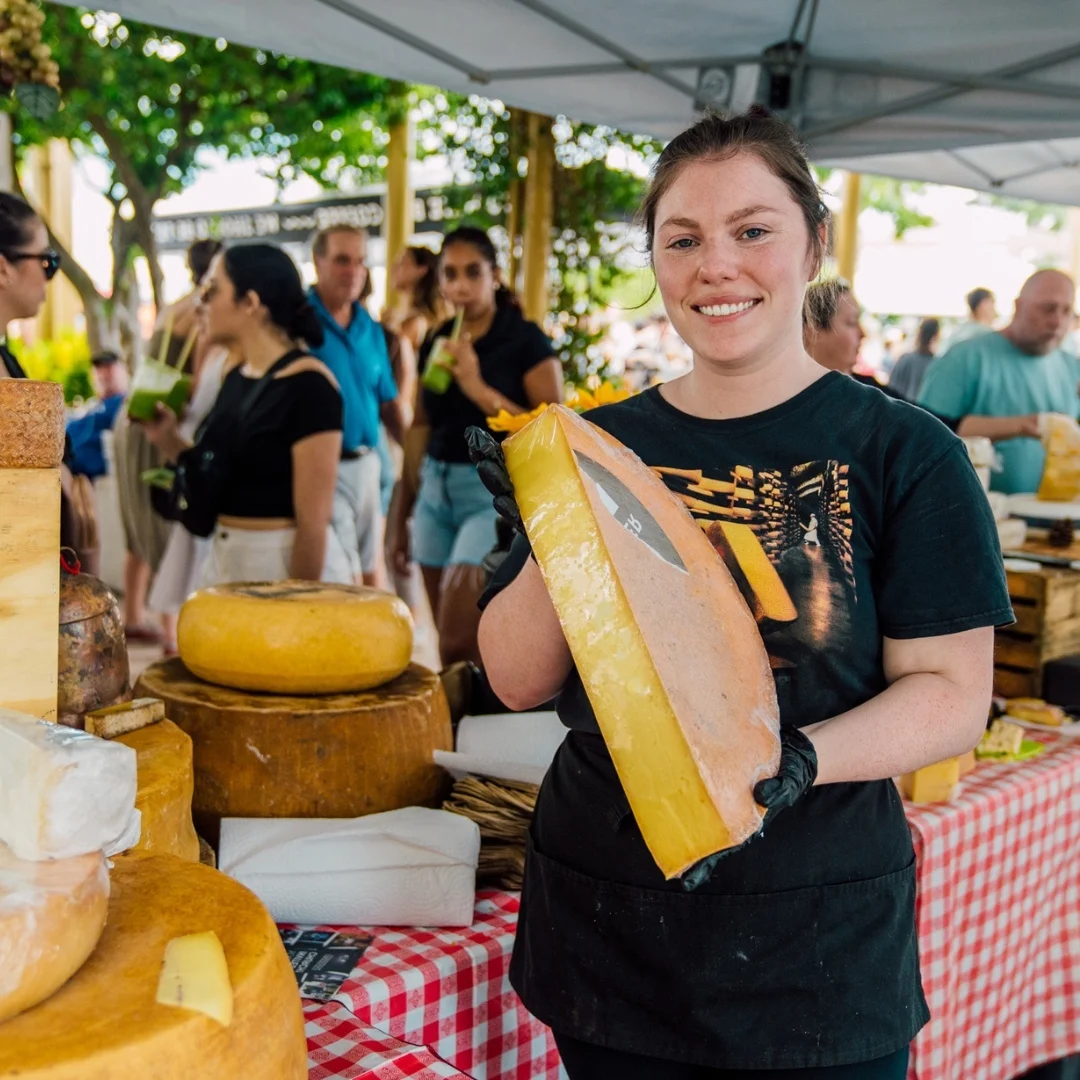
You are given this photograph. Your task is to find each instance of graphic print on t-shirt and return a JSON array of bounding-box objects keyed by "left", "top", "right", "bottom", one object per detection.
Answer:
[{"left": 655, "top": 460, "right": 856, "bottom": 684}]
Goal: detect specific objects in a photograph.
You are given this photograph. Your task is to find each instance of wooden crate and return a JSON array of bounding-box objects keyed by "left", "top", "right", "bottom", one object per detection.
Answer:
[
  {"left": 995, "top": 565, "right": 1080, "bottom": 698},
  {"left": 0, "top": 467, "right": 60, "bottom": 720}
]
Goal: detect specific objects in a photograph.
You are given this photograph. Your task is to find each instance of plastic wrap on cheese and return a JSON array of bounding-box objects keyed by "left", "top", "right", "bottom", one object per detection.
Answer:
[
  {"left": 0, "top": 844, "right": 109, "bottom": 1022},
  {"left": 502, "top": 405, "right": 781, "bottom": 879},
  {"left": 0, "top": 708, "right": 140, "bottom": 862},
  {"left": 1037, "top": 412, "right": 1080, "bottom": 502}
]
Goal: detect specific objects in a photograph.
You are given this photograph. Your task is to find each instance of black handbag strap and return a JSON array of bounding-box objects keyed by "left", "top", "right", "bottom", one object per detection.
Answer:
[{"left": 236, "top": 347, "right": 306, "bottom": 430}]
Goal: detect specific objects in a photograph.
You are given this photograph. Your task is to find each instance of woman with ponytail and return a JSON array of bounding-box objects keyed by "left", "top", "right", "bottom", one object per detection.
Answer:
[
  {"left": 142, "top": 243, "right": 351, "bottom": 585},
  {"left": 390, "top": 226, "right": 562, "bottom": 665}
]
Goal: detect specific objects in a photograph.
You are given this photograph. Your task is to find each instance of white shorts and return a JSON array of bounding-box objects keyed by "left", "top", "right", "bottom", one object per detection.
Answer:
[
  {"left": 330, "top": 452, "right": 382, "bottom": 578},
  {"left": 199, "top": 524, "right": 353, "bottom": 588}
]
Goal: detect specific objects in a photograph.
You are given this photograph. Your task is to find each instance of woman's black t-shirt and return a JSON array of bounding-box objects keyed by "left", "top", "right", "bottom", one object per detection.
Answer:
[
  {"left": 483, "top": 373, "right": 1012, "bottom": 1069},
  {"left": 420, "top": 303, "right": 553, "bottom": 463},
  {"left": 196, "top": 363, "right": 342, "bottom": 519}
]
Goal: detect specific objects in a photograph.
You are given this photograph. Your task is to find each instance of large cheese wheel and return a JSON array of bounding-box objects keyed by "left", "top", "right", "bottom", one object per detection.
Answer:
[
  {"left": 135, "top": 659, "right": 452, "bottom": 841},
  {"left": 0, "top": 846, "right": 109, "bottom": 1023},
  {"left": 504, "top": 404, "right": 781, "bottom": 879},
  {"left": 115, "top": 720, "right": 200, "bottom": 863},
  {"left": 0, "top": 855, "right": 306, "bottom": 1079},
  {"left": 177, "top": 580, "right": 413, "bottom": 694},
  {"left": 0, "top": 379, "right": 65, "bottom": 469}
]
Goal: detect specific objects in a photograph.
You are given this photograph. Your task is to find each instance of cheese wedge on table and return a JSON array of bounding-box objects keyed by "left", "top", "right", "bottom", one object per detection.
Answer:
[
  {"left": 178, "top": 581, "right": 414, "bottom": 694},
  {"left": 0, "top": 844, "right": 109, "bottom": 1022},
  {"left": 978, "top": 719, "right": 1025, "bottom": 757},
  {"left": 156, "top": 931, "right": 233, "bottom": 1026},
  {"left": 901, "top": 758, "right": 960, "bottom": 803},
  {"left": 503, "top": 405, "right": 781, "bottom": 879},
  {"left": 1005, "top": 698, "right": 1065, "bottom": 727},
  {"left": 0, "top": 708, "right": 139, "bottom": 861},
  {"left": 84, "top": 697, "right": 165, "bottom": 739}
]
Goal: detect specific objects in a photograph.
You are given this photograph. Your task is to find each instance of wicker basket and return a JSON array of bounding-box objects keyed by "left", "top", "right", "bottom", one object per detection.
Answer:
[{"left": 443, "top": 776, "right": 538, "bottom": 891}]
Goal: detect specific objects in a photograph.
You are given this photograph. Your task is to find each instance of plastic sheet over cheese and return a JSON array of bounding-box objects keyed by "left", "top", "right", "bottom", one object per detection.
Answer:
[
  {"left": 0, "top": 708, "right": 140, "bottom": 862},
  {"left": 0, "top": 844, "right": 109, "bottom": 1022},
  {"left": 503, "top": 405, "right": 781, "bottom": 879}
]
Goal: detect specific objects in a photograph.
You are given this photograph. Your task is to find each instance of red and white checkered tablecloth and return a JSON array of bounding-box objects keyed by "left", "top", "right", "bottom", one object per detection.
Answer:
[
  {"left": 301, "top": 739, "right": 1080, "bottom": 1080},
  {"left": 906, "top": 734, "right": 1080, "bottom": 1080},
  {"left": 301, "top": 890, "right": 562, "bottom": 1080}
]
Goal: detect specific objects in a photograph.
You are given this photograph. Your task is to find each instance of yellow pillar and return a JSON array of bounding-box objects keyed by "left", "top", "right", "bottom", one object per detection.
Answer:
[
  {"left": 383, "top": 112, "right": 414, "bottom": 313},
  {"left": 522, "top": 112, "right": 554, "bottom": 325},
  {"left": 1068, "top": 207, "right": 1080, "bottom": 286},
  {"left": 26, "top": 139, "right": 79, "bottom": 341},
  {"left": 833, "top": 171, "right": 862, "bottom": 284},
  {"left": 505, "top": 108, "right": 527, "bottom": 292}
]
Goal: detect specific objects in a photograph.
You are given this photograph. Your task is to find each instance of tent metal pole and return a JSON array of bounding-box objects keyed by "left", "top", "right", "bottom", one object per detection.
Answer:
[
  {"left": 311, "top": 0, "right": 491, "bottom": 83},
  {"left": 804, "top": 42, "right": 1080, "bottom": 141},
  {"left": 502, "top": 0, "right": 700, "bottom": 100},
  {"left": 522, "top": 113, "right": 555, "bottom": 325},
  {"left": 833, "top": 172, "right": 861, "bottom": 284}
]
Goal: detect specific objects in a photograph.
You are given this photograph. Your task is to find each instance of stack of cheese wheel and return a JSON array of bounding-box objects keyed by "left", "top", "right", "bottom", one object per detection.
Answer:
[
  {"left": 138, "top": 581, "right": 453, "bottom": 840},
  {"left": 0, "top": 855, "right": 307, "bottom": 1078}
]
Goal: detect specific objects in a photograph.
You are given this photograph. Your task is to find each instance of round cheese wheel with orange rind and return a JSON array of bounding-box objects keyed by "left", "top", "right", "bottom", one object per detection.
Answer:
[{"left": 177, "top": 580, "right": 414, "bottom": 694}]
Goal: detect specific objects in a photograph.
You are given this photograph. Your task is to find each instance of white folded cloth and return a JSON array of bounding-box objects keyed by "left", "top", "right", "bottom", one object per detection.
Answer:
[
  {"left": 218, "top": 807, "right": 480, "bottom": 927},
  {"left": 433, "top": 711, "right": 567, "bottom": 785}
]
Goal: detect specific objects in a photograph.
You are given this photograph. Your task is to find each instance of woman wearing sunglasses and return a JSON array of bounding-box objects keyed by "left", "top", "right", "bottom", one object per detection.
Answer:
[{"left": 0, "top": 193, "right": 60, "bottom": 378}]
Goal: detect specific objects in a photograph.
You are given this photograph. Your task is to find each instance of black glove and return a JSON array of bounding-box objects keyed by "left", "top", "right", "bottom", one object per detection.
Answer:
[
  {"left": 753, "top": 725, "right": 818, "bottom": 822},
  {"left": 466, "top": 426, "right": 523, "bottom": 534},
  {"left": 681, "top": 726, "right": 818, "bottom": 892}
]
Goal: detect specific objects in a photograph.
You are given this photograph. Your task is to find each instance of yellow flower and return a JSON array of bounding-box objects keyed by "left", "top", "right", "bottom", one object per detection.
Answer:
[
  {"left": 567, "top": 381, "right": 634, "bottom": 413},
  {"left": 486, "top": 403, "right": 550, "bottom": 434}
]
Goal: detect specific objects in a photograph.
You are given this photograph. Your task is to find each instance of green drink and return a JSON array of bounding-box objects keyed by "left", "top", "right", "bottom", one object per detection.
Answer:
[
  {"left": 420, "top": 309, "right": 465, "bottom": 395},
  {"left": 127, "top": 361, "right": 193, "bottom": 421}
]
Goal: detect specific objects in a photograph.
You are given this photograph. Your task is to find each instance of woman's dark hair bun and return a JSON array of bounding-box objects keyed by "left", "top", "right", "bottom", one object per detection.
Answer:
[{"left": 290, "top": 301, "right": 325, "bottom": 348}]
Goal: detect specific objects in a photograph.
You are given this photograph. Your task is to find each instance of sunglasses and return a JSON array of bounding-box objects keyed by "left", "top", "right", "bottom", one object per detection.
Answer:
[{"left": 1, "top": 248, "right": 61, "bottom": 281}]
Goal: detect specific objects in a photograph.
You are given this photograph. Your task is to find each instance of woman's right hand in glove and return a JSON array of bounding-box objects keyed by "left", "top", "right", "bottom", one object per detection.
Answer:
[{"left": 466, "top": 426, "right": 523, "bottom": 534}]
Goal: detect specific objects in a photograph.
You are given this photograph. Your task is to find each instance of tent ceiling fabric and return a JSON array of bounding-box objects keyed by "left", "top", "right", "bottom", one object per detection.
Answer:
[{"left": 54, "top": 0, "right": 1080, "bottom": 202}]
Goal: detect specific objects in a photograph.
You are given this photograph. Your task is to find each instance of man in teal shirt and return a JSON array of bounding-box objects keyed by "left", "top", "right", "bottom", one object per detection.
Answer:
[
  {"left": 308, "top": 225, "right": 407, "bottom": 586},
  {"left": 919, "top": 270, "right": 1078, "bottom": 494}
]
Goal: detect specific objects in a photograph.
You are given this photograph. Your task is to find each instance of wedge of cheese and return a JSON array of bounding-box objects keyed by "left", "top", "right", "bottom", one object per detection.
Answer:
[
  {"left": 85, "top": 697, "right": 165, "bottom": 739},
  {"left": 0, "top": 844, "right": 109, "bottom": 1022},
  {"left": 156, "top": 931, "right": 233, "bottom": 1026},
  {"left": 0, "top": 855, "right": 306, "bottom": 1080},
  {"left": 0, "top": 708, "right": 140, "bottom": 862},
  {"left": 1005, "top": 698, "right": 1066, "bottom": 727},
  {"left": 178, "top": 581, "right": 414, "bottom": 694},
  {"left": 901, "top": 758, "right": 960, "bottom": 804},
  {"left": 978, "top": 719, "right": 1025, "bottom": 757},
  {"left": 1037, "top": 412, "right": 1080, "bottom": 503},
  {"left": 115, "top": 720, "right": 200, "bottom": 863},
  {"left": 503, "top": 405, "right": 781, "bottom": 879}
]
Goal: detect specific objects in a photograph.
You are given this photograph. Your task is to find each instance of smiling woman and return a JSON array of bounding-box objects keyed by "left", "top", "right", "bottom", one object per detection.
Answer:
[{"left": 477, "top": 108, "right": 1012, "bottom": 1079}]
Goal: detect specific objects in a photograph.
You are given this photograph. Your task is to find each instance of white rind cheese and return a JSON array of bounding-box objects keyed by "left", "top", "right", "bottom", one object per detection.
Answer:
[{"left": 0, "top": 708, "right": 140, "bottom": 862}]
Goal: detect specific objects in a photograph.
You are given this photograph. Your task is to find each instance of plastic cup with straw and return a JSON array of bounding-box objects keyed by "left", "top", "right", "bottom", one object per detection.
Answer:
[
  {"left": 421, "top": 307, "right": 465, "bottom": 394},
  {"left": 128, "top": 318, "right": 197, "bottom": 421}
]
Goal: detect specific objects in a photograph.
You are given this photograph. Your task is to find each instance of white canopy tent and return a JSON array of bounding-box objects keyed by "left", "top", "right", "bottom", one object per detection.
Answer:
[{"left": 51, "top": 0, "right": 1080, "bottom": 202}]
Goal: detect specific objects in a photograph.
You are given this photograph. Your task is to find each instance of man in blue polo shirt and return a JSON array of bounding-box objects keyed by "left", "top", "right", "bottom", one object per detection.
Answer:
[{"left": 309, "top": 225, "right": 407, "bottom": 586}]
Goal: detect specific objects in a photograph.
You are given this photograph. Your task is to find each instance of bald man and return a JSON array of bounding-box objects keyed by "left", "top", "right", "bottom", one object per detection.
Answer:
[{"left": 919, "top": 270, "right": 1078, "bottom": 493}]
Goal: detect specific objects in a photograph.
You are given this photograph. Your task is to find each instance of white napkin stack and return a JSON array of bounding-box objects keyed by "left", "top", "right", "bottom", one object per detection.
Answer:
[{"left": 219, "top": 807, "right": 480, "bottom": 927}]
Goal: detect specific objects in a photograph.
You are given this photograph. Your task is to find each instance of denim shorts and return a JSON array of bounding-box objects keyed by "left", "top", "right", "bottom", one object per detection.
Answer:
[{"left": 412, "top": 456, "right": 497, "bottom": 569}]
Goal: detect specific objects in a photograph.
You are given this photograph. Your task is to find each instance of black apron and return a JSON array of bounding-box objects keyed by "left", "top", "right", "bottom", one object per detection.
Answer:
[{"left": 510, "top": 726, "right": 928, "bottom": 1071}]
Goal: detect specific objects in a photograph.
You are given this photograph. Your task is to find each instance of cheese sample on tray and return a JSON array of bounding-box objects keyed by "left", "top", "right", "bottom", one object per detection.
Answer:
[
  {"left": 115, "top": 720, "right": 200, "bottom": 863},
  {"left": 502, "top": 405, "right": 781, "bottom": 879},
  {"left": 0, "top": 845, "right": 109, "bottom": 1022},
  {"left": 218, "top": 807, "right": 480, "bottom": 927},
  {"left": 177, "top": 581, "right": 414, "bottom": 694},
  {"left": 0, "top": 855, "right": 306, "bottom": 1080},
  {"left": 0, "top": 708, "right": 139, "bottom": 861}
]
